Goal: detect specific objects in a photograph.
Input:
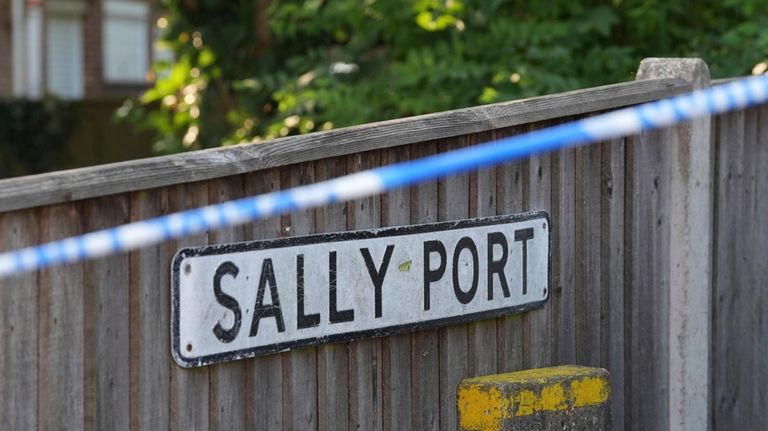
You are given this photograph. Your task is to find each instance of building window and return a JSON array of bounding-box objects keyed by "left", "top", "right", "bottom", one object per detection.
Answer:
[
  {"left": 46, "top": 1, "right": 86, "bottom": 99},
  {"left": 102, "top": 0, "right": 150, "bottom": 84}
]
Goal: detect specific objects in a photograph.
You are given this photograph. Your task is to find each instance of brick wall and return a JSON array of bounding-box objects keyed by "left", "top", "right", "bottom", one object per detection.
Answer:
[
  {"left": 83, "top": 0, "right": 152, "bottom": 99},
  {"left": 0, "top": 0, "right": 12, "bottom": 96}
]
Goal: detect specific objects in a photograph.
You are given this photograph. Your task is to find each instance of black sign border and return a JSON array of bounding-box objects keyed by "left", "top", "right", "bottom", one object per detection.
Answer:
[{"left": 172, "top": 210, "right": 551, "bottom": 368}]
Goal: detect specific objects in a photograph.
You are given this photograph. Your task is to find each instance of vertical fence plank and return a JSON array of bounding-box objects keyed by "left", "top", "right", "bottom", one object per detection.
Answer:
[
  {"left": 208, "top": 176, "right": 247, "bottom": 431},
  {"left": 627, "top": 128, "right": 669, "bottom": 431},
  {"left": 575, "top": 144, "right": 603, "bottom": 366},
  {"left": 83, "top": 195, "right": 130, "bottom": 431},
  {"left": 552, "top": 147, "right": 576, "bottom": 365},
  {"left": 712, "top": 109, "right": 753, "bottom": 430},
  {"left": 410, "top": 141, "right": 440, "bottom": 431},
  {"left": 129, "top": 188, "right": 170, "bottom": 430},
  {"left": 437, "top": 137, "right": 469, "bottom": 431},
  {"left": 347, "top": 151, "right": 384, "bottom": 431},
  {"left": 38, "top": 203, "right": 84, "bottom": 430},
  {"left": 750, "top": 105, "right": 768, "bottom": 427},
  {"left": 523, "top": 142, "right": 553, "bottom": 369},
  {"left": 496, "top": 127, "right": 525, "bottom": 373},
  {"left": 169, "top": 182, "right": 210, "bottom": 431},
  {"left": 380, "top": 146, "right": 413, "bottom": 431},
  {"left": 603, "top": 138, "right": 627, "bottom": 429},
  {"left": 468, "top": 132, "right": 499, "bottom": 377},
  {"left": 0, "top": 210, "right": 39, "bottom": 430},
  {"left": 315, "top": 157, "right": 350, "bottom": 431},
  {"left": 244, "top": 169, "right": 284, "bottom": 431},
  {"left": 281, "top": 163, "right": 319, "bottom": 431}
]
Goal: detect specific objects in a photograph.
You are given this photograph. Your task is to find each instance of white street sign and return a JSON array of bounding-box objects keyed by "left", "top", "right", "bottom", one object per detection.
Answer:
[{"left": 172, "top": 212, "right": 550, "bottom": 368}]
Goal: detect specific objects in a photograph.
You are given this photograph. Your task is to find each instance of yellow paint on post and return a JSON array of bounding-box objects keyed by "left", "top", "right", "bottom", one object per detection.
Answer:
[
  {"left": 458, "top": 365, "right": 611, "bottom": 431},
  {"left": 457, "top": 384, "right": 509, "bottom": 431}
]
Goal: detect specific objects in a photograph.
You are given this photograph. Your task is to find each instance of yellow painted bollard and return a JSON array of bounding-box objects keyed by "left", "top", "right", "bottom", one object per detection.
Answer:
[{"left": 457, "top": 365, "right": 611, "bottom": 431}]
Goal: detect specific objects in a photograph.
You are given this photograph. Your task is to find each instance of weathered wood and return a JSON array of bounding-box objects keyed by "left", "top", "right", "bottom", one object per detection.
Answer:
[
  {"left": 380, "top": 146, "right": 413, "bottom": 431},
  {"left": 627, "top": 127, "right": 669, "bottom": 431},
  {"left": 603, "top": 138, "right": 627, "bottom": 429},
  {"left": 83, "top": 195, "right": 131, "bottom": 431},
  {"left": 523, "top": 127, "right": 553, "bottom": 369},
  {"left": 495, "top": 127, "right": 525, "bottom": 374},
  {"left": 38, "top": 203, "right": 84, "bottom": 430},
  {"left": 129, "top": 188, "right": 170, "bottom": 430},
  {"left": 712, "top": 108, "right": 757, "bottom": 430},
  {"left": 437, "top": 137, "right": 470, "bottom": 431},
  {"left": 552, "top": 147, "right": 576, "bottom": 365},
  {"left": 281, "top": 163, "right": 319, "bottom": 431},
  {"left": 0, "top": 79, "right": 690, "bottom": 213},
  {"left": 0, "top": 209, "right": 39, "bottom": 430},
  {"left": 168, "top": 182, "right": 210, "bottom": 431},
  {"left": 575, "top": 143, "right": 602, "bottom": 367},
  {"left": 207, "top": 176, "right": 247, "bottom": 431},
  {"left": 347, "top": 151, "right": 384, "bottom": 431},
  {"left": 410, "top": 141, "right": 440, "bottom": 431},
  {"left": 749, "top": 105, "right": 768, "bottom": 428},
  {"left": 315, "top": 157, "right": 350, "bottom": 431},
  {"left": 243, "top": 169, "right": 284, "bottom": 431},
  {"left": 467, "top": 131, "right": 499, "bottom": 376}
]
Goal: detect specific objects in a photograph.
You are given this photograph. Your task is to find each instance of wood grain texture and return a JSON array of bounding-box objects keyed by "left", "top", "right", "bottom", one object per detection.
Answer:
[
  {"left": 38, "top": 203, "right": 84, "bottom": 430},
  {"left": 129, "top": 188, "right": 170, "bottom": 431},
  {"left": 380, "top": 146, "right": 413, "bottom": 431},
  {"left": 552, "top": 147, "right": 576, "bottom": 365},
  {"left": 748, "top": 105, "right": 768, "bottom": 428},
  {"left": 315, "top": 157, "right": 350, "bottom": 431},
  {"left": 347, "top": 151, "right": 384, "bottom": 431},
  {"left": 168, "top": 182, "right": 210, "bottom": 431},
  {"left": 410, "top": 141, "right": 440, "bottom": 431},
  {"left": 712, "top": 108, "right": 765, "bottom": 430},
  {"left": 495, "top": 127, "right": 525, "bottom": 374},
  {"left": 0, "top": 209, "right": 39, "bottom": 430},
  {"left": 749, "top": 105, "right": 768, "bottom": 428},
  {"left": 437, "top": 137, "right": 469, "bottom": 431},
  {"left": 467, "top": 131, "right": 499, "bottom": 377},
  {"left": 603, "top": 138, "right": 627, "bottom": 430},
  {"left": 523, "top": 126, "right": 553, "bottom": 369},
  {"left": 575, "top": 143, "right": 602, "bottom": 367},
  {"left": 243, "top": 169, "right": 284, "bottom": 431},
  {"left": 0, "top": 79, "right": 690, "bottom": 213},
  {"left": 83, "top": 195, "right": 131, "bottom": 431},
  {"left": 281, "top": 163, "right": 319, "bottom": 431},
  {"left": 626, "top": 128, "right": 670, "bottom": 431},
  {"left": 207, "top": 176, "right": 247, "bottom": 431}
]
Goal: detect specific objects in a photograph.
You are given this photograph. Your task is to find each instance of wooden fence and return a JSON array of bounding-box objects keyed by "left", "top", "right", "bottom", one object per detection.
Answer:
[{"left": 0, "top": 58, "right": 763, "bottom": 430}]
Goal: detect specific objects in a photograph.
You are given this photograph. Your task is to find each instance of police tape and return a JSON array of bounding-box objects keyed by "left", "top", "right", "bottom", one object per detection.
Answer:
[{"left": 1, "top": 75, "right": 766, "bottom": 278}]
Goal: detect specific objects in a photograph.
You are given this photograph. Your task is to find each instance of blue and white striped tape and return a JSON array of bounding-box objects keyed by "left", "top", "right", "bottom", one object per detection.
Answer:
[{"left": 1, "top": 75, "right": 766, "bottom": 278}]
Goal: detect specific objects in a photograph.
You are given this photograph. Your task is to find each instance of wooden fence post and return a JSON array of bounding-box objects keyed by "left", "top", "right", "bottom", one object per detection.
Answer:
[{"left": 636, "top": 58, "right": 713, "bottom": 430}]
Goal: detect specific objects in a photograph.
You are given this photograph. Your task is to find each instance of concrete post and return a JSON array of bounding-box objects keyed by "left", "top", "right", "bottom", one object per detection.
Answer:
[{"left": 636, "top": 58, "right": 713, "bottom": 431}]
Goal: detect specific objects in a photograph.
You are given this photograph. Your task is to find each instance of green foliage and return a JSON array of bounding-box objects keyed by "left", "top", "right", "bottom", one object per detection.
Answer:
[
  {"left": 0, "top": 98, "right": 77, "bottom": 177},
  {"left": 123, "top": 0, "right": 768, "bottom": 153}
]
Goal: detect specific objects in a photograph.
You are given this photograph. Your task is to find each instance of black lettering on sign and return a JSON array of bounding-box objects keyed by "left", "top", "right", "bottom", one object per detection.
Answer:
[
  {"left": 212, "top": 261, "right": 242, "bottom": 343},
  {"left": 487, "top": 232, "right": 510, "bottom": 300},
  {"left": 423, "top": 240, "right": 447, "bottom": 311},
  {"left": 296, "top": 254, "right": 320, "bottom": 330},
  {"left": 249, "top": 258, "right": 285, "bottom": 337},
  {"left": 360, "top": 245, "right": 394, "bottom": 318},
  {"left": 329, "top": 251, "right": 354, "bottom": 324},
  {"left": 452, "top": 237, "right": 479, "bottom": 304},
  {"left": 514, "top": 228, "right": 534, "bottom": 295}
]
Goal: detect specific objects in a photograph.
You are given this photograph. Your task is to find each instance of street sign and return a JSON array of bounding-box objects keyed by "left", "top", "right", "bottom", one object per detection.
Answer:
[{"left": 172, "top": 211, "right": 550, "bottom": 368}]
